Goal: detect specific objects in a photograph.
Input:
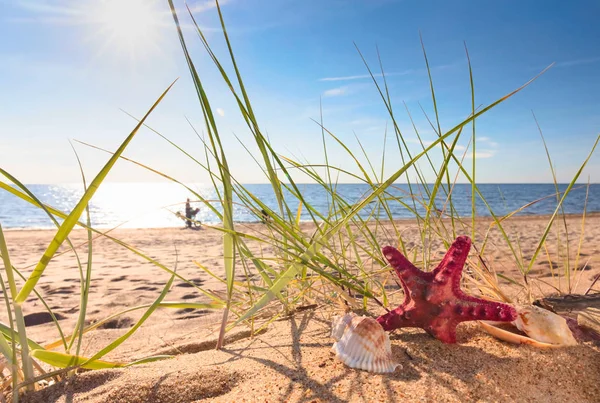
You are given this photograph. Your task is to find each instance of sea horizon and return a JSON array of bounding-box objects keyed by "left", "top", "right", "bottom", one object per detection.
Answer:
[
  {"left": 1, "top": 182, "right": 599, "bottom": 230},
  {"left": 16, "top": 181, "right": 600, "bottom": 186}
]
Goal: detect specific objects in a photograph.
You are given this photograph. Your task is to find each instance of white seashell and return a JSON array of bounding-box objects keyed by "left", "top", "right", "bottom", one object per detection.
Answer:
[
  {"left": 331, "top": 312, "right": 400, "bottom": 373},
  {"left": 513, "top": 305, "right": 577, "bottom": 346},
  {"left": 479, "top": 320, "right": 561, "bottom": 348},
  {"left": 479, "top": 304, "right": 577, "bottom": 348}
]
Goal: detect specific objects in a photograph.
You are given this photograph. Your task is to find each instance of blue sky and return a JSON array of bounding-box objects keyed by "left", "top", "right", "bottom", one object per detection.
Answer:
[{"left": 1, "top": 0, "right": 599, "bottom": 184}]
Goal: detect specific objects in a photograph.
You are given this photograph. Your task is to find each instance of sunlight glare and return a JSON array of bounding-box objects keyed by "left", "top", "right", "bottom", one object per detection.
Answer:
[{"left": 89, "top": 0, "right": 165, "bottom": 61}]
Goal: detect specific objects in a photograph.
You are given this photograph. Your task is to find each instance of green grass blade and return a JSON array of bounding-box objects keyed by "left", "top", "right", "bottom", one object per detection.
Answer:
[
  {"left": 425, "top": 127, "right": 464, "bottom": 224},
  {"left": 167, "top": 0, "right": 237, "bottom": 349},
  {"left": 83, "top": 272, "right": 176, "bottom": 365},
  {"left": 0, "top": 223, "right": 35, "bottom": 390},
  {"left": 67, "top": 142, "right": 94, "bottom": 357},
  {"left": 525, "top": 135, "right": 600, "bottom": 274},
  {"left": 0, "top": 330, "right": 13, "bottom": 364},
  {"left": 465, "top": 43, "right": 477, "bottom": 242},
  {"left": 0, "top": 229, "right": 18, "bottom": 394},
  {"left": 533, "top": 112, "right": 572, "bottom": 291},
  {"left": 0, "top": 324, "right": 45, "bottom": 351},
  {"left": 30, "top": 350, "right": 123, "bottom": 370},
  {"left": 124, "top": 355, "right": 173, "bottom": 367}
]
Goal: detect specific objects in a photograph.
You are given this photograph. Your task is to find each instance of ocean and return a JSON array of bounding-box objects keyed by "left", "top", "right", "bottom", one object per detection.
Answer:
[{"left": 0, "top": 183, "right": 598, "bottom": 230}]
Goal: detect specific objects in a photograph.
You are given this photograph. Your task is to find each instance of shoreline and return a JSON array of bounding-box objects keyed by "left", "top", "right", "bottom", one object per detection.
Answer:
[{"left": 5, "top": 211, "right": 600, "bottom": 232}]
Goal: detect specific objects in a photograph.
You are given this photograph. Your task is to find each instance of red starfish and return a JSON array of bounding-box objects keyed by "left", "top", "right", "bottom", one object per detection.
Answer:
[{"left": 376, "top": 236, "right": 517, "bottom": 343}]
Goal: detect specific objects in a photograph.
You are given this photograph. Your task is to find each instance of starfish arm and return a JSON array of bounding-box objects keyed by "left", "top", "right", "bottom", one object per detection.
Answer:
[
  {"left": 382, "top": 245, "right": 423, "bottom": 281},
  {"left": 376, "top": 305, "right": 413, "bottom": 331},
  {"left": 397, "top": 278, "right": 412, "bottom": 305},
  {"left": 432, "top": 236, "right": 471, "bottom": 288},
  {"left": 453, "top": 295, "right": 517, "bottom": 322}
]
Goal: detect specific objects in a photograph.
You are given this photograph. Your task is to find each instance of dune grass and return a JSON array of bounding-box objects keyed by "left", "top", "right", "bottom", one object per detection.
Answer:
[{"left": 0, "top": 0, "right": 598, "bottom": 400}]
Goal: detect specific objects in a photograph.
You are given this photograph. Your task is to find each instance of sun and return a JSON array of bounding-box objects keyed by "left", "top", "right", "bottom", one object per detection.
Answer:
[{"left": 87, "top": 0, "right": 167, "bottom": 62}]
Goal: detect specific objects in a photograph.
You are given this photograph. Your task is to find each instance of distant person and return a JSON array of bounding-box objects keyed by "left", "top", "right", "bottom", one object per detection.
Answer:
[
  {"left": 185, "top": 198, "right": 194, "bottom": 228},
  {"left": 184, "top": 198, "right": 201, "bottom": 229},
  {"left": 260, "top": 209, "right": 270, "bottom": 223}
]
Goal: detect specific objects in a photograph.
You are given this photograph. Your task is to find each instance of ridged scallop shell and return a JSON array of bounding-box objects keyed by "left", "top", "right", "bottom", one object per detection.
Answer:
[
  {"left": 480, "top": 304, "right": 577, "bottom": 348},
  {"left": 331, "top": 313, "right": 400, "bottom": 373}
]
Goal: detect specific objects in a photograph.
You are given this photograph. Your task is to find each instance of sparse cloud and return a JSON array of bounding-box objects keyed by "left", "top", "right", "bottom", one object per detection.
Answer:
[
  {"left": 532, "top": 57, "right": 600, "bottom": 71},
  {"left": 4, "top": 16, "right": 75, "bottom": 25},
  {"left": 319, "top": 63, "right": 456, "bottom": 82},
  {"left": 349, "top": 117, "right": 384, "bottom": 126},
  {"left": 184, "top": 0, "right": 286, "bottom": 34},
  {"left": 6, "top": 0, "right": 82, "bottom": 24},
  {"left": 13, "top": 1, "right": 81, "bottom": 16},
  {"left": 216, "top": 108, "right": 225, "bottom": 117},
  {"left": 464, "top": 150, "right": 496, "bottom": 159},
  {"left": 348, "top": 117, "right": 388, "bottom": 133},
  {"left": 187, "top": 0, "right": 233, "bottom": 14},
  {"left": 404, "top": 137, "right": 497, "bottom": 159},
  {"left": 323, "top": 87, "right": 347, "bottom": 97},
  {"left": 478, "top": 137, "right": 498, "bottom": 147},
  {"left": 405, "top": 138, "right": 430, "bottom": 146},
  {"left": 7, "top": 0, "right": 220, "bottom": 32},
  {"left": 365, "top": 126, "right": 385, "bottom": 133},
  {"left": 555, "top": 57, "right": 600, "bottom": 68},
  {"left": 319, "top": 70, "right": 413, "bottom": 82}
]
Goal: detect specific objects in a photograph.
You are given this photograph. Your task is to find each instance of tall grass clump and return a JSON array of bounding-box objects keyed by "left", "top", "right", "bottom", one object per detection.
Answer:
[
  {"left": 0, "top": 0, "right": 598, "bottom": 400},
  {"left": 160, "top": 0, "right": 598, "bottom": 338}
]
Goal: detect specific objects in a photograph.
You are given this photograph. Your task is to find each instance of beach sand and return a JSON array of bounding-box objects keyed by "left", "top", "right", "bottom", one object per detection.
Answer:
[{"left": 3, "top": 214, "right": 600, "bottom": 402}]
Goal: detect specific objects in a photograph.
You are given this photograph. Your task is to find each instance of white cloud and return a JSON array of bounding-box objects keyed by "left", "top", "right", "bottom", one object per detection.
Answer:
[
  {"left": 188, "top": 0, "right": 233, "bottom": 14},
  {"left": 477, "top": 136, "right": 498, "bottom": 147},
  {"left": 464, "top": 150, "right": 496, "bottom": 159},
  {"left": 14, "top": 1, "right": 81, "bottom": 16},
  {"left": 216, "top": 108, "right": 225, "bottom": 117},
  {"left": 319, "top": 70, "right": 413, "bottom": 82},
  {"left": 318, "top": 63, "right": 456, "bottom": 82},
  {"left": 405, "top": 138, "right": 433, "bottom": 146},
  {"left": 404, "top": 139, "right": 495, "bottom": 158},
  {"left": 8, "top": 0, "right": 222, "bottom": 33},
  {"left": 323, "top": 87, "right": 347, "bottom": 97},
  {"left": 555, "top": 57, "right": 600, "bottom": 68},
  {"left": 365, "top": 126, "right": 384, "bottom": 133},
  {"left": 7, "top": 1, "right": 83, "bottom": 25},
  {"left": 349, "top": 117, "right": 385, "bottom": 126}
]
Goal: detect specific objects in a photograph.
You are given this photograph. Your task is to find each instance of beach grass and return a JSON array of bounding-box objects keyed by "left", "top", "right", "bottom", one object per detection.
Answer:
[{"left": 0, "top": 0, "right": 599, "bottom": 400}]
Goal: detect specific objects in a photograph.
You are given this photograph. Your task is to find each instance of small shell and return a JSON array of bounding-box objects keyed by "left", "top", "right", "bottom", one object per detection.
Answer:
[
  {"left": 479, "top": 304, "right": 577, "bottom": 348},
  {"left": 513, "top": 305, "right": 577, "bottom": 346},
  {"left": 479, "top": 320, "right": 560, "bottom": 348},
  {"left": 331, "top": 313, "right": 400, "bottom": 373}
]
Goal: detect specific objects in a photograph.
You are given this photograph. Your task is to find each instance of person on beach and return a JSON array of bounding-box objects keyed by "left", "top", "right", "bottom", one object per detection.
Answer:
[
  {"left": 185, "top": 198, "right": 195, "bottom": 229},
  {"left": 260, "top": 209, "right": 270, "bottom": 223}
]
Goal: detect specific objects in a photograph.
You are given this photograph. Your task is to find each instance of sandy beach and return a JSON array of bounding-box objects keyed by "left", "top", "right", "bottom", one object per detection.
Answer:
[
  {"left": 3, "top": 214, "right": 600, "bottom": 402},
  {"left": 4, "top": 0, "right": 600, "bottom": 400}
]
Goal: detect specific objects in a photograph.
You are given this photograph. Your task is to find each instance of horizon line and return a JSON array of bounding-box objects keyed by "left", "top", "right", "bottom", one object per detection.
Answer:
[{"left": 16, "top": 182, "right": 600, "bottom": 186}]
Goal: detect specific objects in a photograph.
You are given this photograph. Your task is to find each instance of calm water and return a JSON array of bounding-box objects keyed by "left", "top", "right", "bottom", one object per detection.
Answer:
[{"left": 0, "top": 183, "right": 599, "bottom": 229}]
